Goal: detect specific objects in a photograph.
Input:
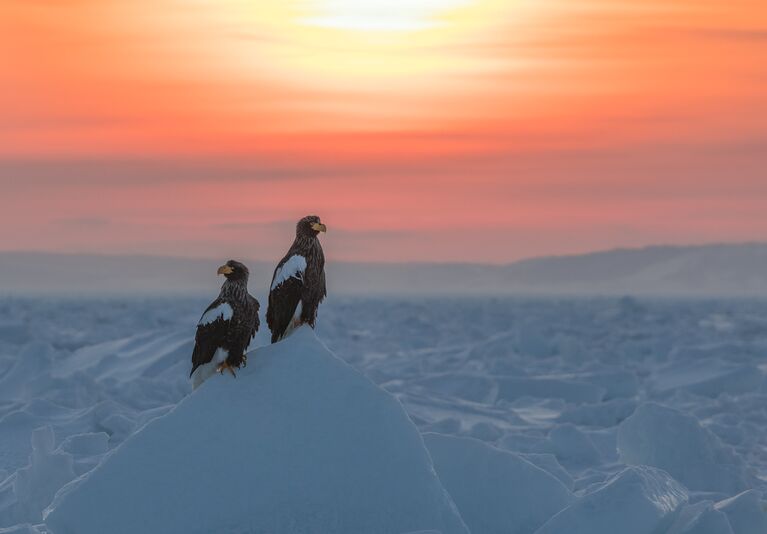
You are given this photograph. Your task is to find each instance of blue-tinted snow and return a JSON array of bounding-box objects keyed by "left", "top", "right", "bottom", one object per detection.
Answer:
[
  {"left": 0, "top": 296, "right": 764, "bottom": 533},
  {"left": 45, "top": 327, "right": 469, "bottom": 534}
]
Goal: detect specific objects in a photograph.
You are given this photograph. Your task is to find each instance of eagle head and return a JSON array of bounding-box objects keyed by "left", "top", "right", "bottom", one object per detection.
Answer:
[
  {"left": 297, "top": 215, "right": 327, "bottom": 237},
  {"left": 217, "top": 259, "right": 249, "bottom": 281}
]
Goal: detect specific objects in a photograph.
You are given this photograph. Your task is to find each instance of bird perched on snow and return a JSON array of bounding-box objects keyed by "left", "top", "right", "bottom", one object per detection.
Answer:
[
  {"left": 267, "top": 215, "right": 327, "bottom": 343},
  {"left": 190, "top": 260, "right": 259, "bottom": 388}
]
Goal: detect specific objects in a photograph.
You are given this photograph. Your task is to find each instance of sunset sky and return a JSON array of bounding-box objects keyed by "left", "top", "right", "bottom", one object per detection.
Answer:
[{"left": 1, "top": 0, "right": 765, "bottom": 263}]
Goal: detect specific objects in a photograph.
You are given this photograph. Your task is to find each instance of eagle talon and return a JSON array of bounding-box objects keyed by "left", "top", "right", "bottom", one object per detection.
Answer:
[
  {"left": 216, "top": 361, "right": 237, "bottom": 377},
  {"left": 242, "top": 354, "right": 247, "bottom": 367}
]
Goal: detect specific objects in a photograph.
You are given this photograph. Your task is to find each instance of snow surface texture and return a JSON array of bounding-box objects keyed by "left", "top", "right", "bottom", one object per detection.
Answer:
[{"left": 0, "top": 296, "right": 765, "bottom": 533}]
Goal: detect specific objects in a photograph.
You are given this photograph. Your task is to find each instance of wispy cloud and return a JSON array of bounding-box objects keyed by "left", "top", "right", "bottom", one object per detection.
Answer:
[
  {"left": 691, "top": 28, "right": 767, "bottom": 41},
  {"left": 0, "top": 0, "right": 765, "bottom": 261},
  {"left": 56, "top": 216, "right": 112, "bottom": 227}
]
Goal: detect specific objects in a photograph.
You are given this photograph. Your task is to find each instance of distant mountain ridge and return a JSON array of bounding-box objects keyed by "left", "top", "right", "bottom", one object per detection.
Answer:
[
  {"left": 501, "top": 243, "right": 767, "bottom": 295},
  {"left": 1, "top": 243, "right": 766, "bottom": 296}
]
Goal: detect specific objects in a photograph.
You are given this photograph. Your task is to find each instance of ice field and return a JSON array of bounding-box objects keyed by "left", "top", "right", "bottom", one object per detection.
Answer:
[{"left": 0, "top": 296, "right": 766, "bottom": 533}]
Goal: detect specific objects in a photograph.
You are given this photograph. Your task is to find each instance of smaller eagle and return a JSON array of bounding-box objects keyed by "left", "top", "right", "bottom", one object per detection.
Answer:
[
  {"left": 190, "top": 260, "right": 259, "bottom": 389},
  {"left": 267, "top": 215, "right": 327, "bottom": 343}
]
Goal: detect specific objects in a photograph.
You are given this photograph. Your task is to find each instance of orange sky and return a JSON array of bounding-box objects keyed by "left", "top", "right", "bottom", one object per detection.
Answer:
[{"left": 1, "top": 0, "right": 766, "bottom": 262}]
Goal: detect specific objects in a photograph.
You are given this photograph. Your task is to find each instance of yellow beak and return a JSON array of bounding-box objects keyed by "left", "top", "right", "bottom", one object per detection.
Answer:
[
  {"left": 217, "top": 264, "right": 234, "bottom": 275},
  {"left": 311, "top": 222, "right": 327, "bottom": 233}
]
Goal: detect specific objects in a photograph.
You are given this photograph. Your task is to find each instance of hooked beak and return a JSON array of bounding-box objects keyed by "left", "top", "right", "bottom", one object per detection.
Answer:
[
  {"left": 311, "top": 222, "right": 327, "bottom": 233},
  {"left": 217, "top": 264, "right": 234, "bottom": 276}
]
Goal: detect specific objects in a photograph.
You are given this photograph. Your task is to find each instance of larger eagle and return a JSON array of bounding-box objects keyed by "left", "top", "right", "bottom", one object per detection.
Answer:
[
  {"left": 267, "top": 215, "right": 327, "bottom": 343},
  {"left": 190, "top": 260, "right": 259, "bottom": 388}
]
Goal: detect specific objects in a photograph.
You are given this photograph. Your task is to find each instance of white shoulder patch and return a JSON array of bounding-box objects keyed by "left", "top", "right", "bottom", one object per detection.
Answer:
[
  {"left": 271, "top": 255, "right": 307, "bottom": 290},
  {"left": 198, "top": 302, "right": 234, "bottom": 326}
]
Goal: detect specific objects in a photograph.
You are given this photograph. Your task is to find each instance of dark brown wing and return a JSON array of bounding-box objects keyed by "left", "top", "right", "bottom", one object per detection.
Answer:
[
  {"left": 190, "top": 298, "right": 231, "bottom": 377},
  {"left": 266, "top": 276, "right": 302, "bottom": 344},
  {"left": 247, "top": 295, "right": 260, "bottom": 339},
  {"left": 299, "top": 247, "right": 325, "bottom": 326}
]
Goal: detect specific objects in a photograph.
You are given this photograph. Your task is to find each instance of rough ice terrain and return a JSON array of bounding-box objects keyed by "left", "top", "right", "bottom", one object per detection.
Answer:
[{"left": 0, "top": 296, "right": 765, "bottom": 533}]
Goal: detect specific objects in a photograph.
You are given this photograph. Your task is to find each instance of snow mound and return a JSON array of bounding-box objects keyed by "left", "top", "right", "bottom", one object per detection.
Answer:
[
  {"left": 45, "top": 327, "right": 468, "bottom": 534},
  {"left": 617, "top": 403, "right": 753, "bottom": 494},
  {"left": 0, "top": 427, "right": 76, "bottom": 526},
  {"left": 534, "top": 466, "right": 688, "bottom": 534},
  {"left": 423, "top": 433, "right": 572, "bottom": 534}
]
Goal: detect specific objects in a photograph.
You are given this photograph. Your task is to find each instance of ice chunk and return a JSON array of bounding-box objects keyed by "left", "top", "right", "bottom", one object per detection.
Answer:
[
  {"left": 59, "top": 433, "right": 109, "bottom": 457},
  {"left": 422, "top": 417, "right": 462, "bottom": 435},
  {"left": 667, "top": 501, "right": 734, "bottom": 534},
  {"left": 652, "top": 360, "right": 762, "bottom": 398},
  {"left": 97, "top": 413, "right": 134, "bottom": 443},
  {"left": 496, "top": 377, "right": 604, "bottom": 404},
  {"left": 424, "top": 433, "right": 572, "bottom": 534},
  {"left": 518, "top": 453, "right": 574, "bottom": 490},
  {"left": 467, "top": 421, "right": 503, "bottom": 442},
  {"left": 0, "top": 342, "right": 57, "bottom": 402},
  {"left": 515, "top": 327, "right": 555, "bottom": 357},
  {"left": 534, "top": 466, "right": 688, "bottom": 534},
  {"left": 548, "top": 424, "right": 601, "bottom": 467},
  {"left": 0, "top": 427, "right": 75, "bottom": 526},
  {"left": 617, "top": 403, "right": 753, "bottom": 493},
  {"left": 715, "top": 490, "right": 767, "bottom": 534},
  {"left": 29, "top": 426, "right": 53, "bottom": 453},
  {"left": 497, "top": 432, "right": 551, "bottom": 454},
  {"left": 45, "top": 327, "right": 468, "bottom": 534},
  {"left": 0, "top": 525, "right": 44, "bottom": 534},
  {"left": 558, "top": 398, "right": 637, "bottom": 427},
  {"left": 573, "top": 370, "right": 639, "bottom": 400},
  {"left": 413, "top": 374, "right": 499, "bottom": 404}
]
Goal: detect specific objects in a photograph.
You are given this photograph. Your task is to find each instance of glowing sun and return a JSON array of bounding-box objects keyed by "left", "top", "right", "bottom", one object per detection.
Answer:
[
  {"left": 299, "top": 0, "right": 475, "bottom": 32},
  {"left": 205, "top": 0, "right": 517, "bottom": 87}
]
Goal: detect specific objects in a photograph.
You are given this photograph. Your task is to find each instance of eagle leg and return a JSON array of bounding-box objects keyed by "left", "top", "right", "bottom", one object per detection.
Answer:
[
  {"left": 216, "top": 360, "right": 237, "bottom": 377},
  {"left": 241, "top": 354, "right": 247, "bottom": 367}
]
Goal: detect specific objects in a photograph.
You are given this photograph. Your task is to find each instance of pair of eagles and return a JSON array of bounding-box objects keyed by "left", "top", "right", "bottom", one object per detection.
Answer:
[{"left": 189, "top": 215, "right": 327, "bottom": 388}]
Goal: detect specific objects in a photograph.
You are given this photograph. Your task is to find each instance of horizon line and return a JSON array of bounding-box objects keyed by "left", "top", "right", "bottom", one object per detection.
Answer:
[{"left": 2, "top": 240, "right": 765, "bottom": 267}]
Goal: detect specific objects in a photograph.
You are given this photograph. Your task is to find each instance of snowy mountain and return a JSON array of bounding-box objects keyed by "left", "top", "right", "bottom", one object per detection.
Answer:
[{"left": 1, "top": 242, "right": 767, "bottom": 296}]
